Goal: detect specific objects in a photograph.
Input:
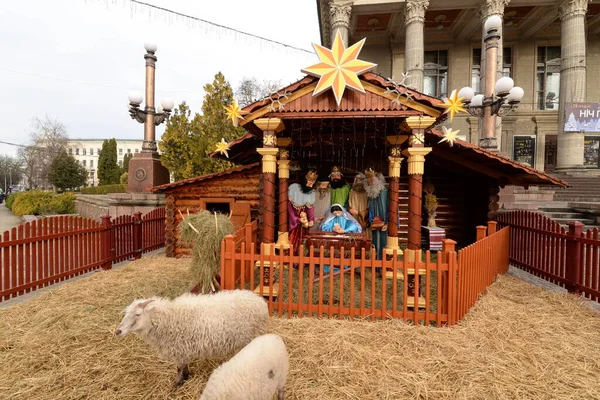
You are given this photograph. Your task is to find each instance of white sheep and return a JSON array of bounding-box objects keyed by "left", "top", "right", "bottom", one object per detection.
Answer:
[
  {"left": 115, "top": 290, "right": 269, "bottom": 386},
  {"left": 200, "top": 333, "right": 289, "bottom": 400}
]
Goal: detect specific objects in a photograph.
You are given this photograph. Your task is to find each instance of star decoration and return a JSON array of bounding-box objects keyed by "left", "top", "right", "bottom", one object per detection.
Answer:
[
  {"left": 224, "top": 99, "right": 248, "bottom": 127},
  {"left": 262, "top": 90, "right": 291, "bottom": 112},
  {"left": 214, "top": 138, "right": 231, "bottom": 158},
  {"left": 439, "top": 126, "right": 460, "bottom": 147},
  {"left": 384, "top": 77, "right": 414, "bottom": 105},
  {"left": 440, "top": 89, "right": 467, "bottom": 122},
  {"left": 301, "top": 30, "right": 377, "bottom": 106}
]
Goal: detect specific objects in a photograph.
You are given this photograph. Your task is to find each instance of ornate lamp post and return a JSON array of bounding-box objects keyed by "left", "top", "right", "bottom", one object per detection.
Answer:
[
  {"left": 126, "top": 42, "right": 173, "bottom": 192},
  {"left": 458, "top": 16, "right": 524, "bottom": 152}
]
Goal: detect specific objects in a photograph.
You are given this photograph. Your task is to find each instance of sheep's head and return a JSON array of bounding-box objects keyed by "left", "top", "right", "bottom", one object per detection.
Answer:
[{"left": 115, "top": 299, "right": 155, "bottom": 337}]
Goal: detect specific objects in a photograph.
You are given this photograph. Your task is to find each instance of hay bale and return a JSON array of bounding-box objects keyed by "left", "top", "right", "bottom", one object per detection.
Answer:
[{"left": 178, "top": 210, "right": 235, "bottom": 293}]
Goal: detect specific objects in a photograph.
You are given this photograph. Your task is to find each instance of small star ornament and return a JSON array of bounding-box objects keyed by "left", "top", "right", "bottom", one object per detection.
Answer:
[
  {"left": 439, "top": 126, "right": 460, "bottom": 147},
  {"left": 214, "top": 138, "right": 231, "bottom": 158},
  {"left": 224, "top": 99, "right": 248, "bottom": 127},
  {"left": 440, "top": 89, "right": 467, "bottom": 122}
]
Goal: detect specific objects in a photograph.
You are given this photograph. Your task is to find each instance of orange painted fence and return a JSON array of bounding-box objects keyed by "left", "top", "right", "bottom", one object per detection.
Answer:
[
  {"left": 221, "top": 221, "right": 510, "bottom": 325},
  {"left": 498, "top": 210, "right": 600, "bottom": 301},
  {"left": 0, "top": 208, "right": 166, "bottom": 302}
]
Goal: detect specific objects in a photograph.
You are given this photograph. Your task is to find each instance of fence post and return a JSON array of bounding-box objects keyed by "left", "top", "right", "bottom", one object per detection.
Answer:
[
  {"left": 440, "top": 239, "right": 456, "bottom": 321},
  {"left": 222, "top": 234, "right": 236, "bottom": 290},
  {"left": 101, "top": 215, "right": 114, "bottom": 270},
  {"left": 476, "top": 226, "right": 487, "bottom": 241},
  {"left": 133, "top": 212, "right": 143, "bottom": 260},
  {"left": 442, "top": 239, "right": 456, "bottom": 263},
  {"left": 244, "top": 222, "right": 253, "bottom": 254},
  {"left": 565, "top": 221, "right": 583, "bottom": 294},
  {"left": 487, "top": 221, "right": 497, "bottom": 235}
]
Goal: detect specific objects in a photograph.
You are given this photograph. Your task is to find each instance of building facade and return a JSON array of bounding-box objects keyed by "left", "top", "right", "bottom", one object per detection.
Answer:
[
  {"left": 67, "top": 139, "right": 150, "bottom": 186},
  {"left": 317, "top": 0, "right": 600, "bottom": 173}
]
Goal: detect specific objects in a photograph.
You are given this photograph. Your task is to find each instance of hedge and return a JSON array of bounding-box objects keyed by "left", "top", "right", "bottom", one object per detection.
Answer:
[
  {"left": 80, "top": 184, "right": 127, "bottom": 195},
  {"left": 10, "top": 191, "right": 77, "bottom": 216}
]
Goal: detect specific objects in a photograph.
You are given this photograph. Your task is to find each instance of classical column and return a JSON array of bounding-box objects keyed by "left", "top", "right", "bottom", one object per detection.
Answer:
[
  {"left": 391, "top": 42, "right": 405, "bottom": 83},
  {"left": 254, "top": 118, "right": 284, "bottom": 249},
  {"left": 275, "top": 139, "right": 292, "bottom": 251},
  {"left": 556, "top": 0, "right": 589, "bottom": 171},
  {"left": 479, "top": 0, "right": 510, "bottom": 151},
  {"left": 330, "top": 2, "right": 352, "bottom": 47},
  {"left": 404, "top": 0, "right": 429, "bottom": 92},
  {"left": 385, "top": 136, "right": 406, "bottom": 257}
]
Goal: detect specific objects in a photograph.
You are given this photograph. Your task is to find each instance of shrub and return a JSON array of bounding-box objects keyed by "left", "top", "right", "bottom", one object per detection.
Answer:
[
  {"left": 80, "top": 184, "right": 127, "bottom": 195},
  {"left": 5, "top": 192, "right": 24, "bottom": 210},
  {"left": 120, "top": 172, "right": 128, "bottom": 185},
  {"left": 10, "top": 191, "right": 77, "bottom": 216}
]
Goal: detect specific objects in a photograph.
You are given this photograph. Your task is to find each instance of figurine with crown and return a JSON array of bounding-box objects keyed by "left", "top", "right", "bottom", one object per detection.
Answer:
[
  {"left": 364, "top": 167, "right": 389, "bottom": 260},
  {"left": 288, "top": 169, "right": 319, "bottom": 252}
]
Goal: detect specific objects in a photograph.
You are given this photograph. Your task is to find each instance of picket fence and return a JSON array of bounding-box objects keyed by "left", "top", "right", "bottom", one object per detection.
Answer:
[
  {"left": 0, "top": 208, "right": 165, "bottom": 302},
  {"left": 221, "top": 221, "right": 510, "bottom": 326}
]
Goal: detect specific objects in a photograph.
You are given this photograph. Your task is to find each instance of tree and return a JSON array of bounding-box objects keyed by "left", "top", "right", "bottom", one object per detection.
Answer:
[
  {"left": 0, "top": 155, "right": 23, "bottom": 192},
  {"left": 235, "top": 77, "right": 282, "bottom": 107},
  {"left": 97, "top": 139, "right": 121, "bottom": 185},
  {"left": 159, "top": 102, "right": 199, "bottom": 181},
  {"left": 48, "top": 151, "right": 87, "bottom": 191},
  {"left": 564, "top": 112, "right": 578, "bottom": 132},
  {"left": 122, "top": 152, "right": 133, "bottom": 175}
]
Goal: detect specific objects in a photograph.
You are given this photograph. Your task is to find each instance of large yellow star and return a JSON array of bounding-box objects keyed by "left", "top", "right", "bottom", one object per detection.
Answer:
[
  {"left": 301, "top": 30, "right": 377, "bottom": 106},
  {"left": 214, "top": 138, "right": 231, "bottom": 158},
  {"left": 439, "top": 126, "right": 460, "bottom": 147},
  {"left": 224, "top": 99, "right": 248, "bottom": 127},
  {"left": 440, "top": 89, "right": 467, "bottom": 122}
]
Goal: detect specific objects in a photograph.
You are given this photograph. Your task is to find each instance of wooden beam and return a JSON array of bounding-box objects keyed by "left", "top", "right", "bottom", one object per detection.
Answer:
[
  {"left": 362, "top": 81, "right": 442, "bottom": 117},
  {"left": 521, "top": 8, "right": 557, "bottom": 39},
  {"left": 264, "top": 110, "right": 422, "bottom": 119},
  {"left": 431, "top": 147, "right": 510, "bottom": 181}
]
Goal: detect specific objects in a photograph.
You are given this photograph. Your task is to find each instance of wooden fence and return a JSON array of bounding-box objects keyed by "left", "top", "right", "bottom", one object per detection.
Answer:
[
  {"left": 220, "top": 221, "right": 510, "bottom": 325},
  {"left": 498, "top": 210, "right": 600, "bottom": 301},
  {"left": 0, "top": 207, "right": 166, "bottom": 302}
]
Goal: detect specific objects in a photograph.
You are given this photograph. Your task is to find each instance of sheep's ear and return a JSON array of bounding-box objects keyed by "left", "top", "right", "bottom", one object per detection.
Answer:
[{"left": 137, "top": 299, "right": 155, "bottom": 309}]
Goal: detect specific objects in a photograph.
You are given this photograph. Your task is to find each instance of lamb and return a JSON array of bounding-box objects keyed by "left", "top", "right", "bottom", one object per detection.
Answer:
[
  {"left": 115, "top": 290, "right": 268, "bottom": 386},
  {"left": 200, "top": 334, "right": 289, "bottom": 400}
]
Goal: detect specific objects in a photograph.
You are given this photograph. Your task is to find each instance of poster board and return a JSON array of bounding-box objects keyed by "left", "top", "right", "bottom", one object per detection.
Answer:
[{"left": 513, "top": 136, "right": 536, "bottom": 166}]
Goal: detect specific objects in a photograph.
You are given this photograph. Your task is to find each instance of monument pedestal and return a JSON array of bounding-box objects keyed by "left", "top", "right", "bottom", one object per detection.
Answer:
[
  {"left": 108, "top": 192, "right": 165, "bottom": 219},
  {"left": 127, "top": 151, "right": 170, "bottom": 193}
]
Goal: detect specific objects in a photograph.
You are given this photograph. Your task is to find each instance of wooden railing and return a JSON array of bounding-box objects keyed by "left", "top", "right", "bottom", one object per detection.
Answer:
[
  {"left": 0, "top": 208, "right": 166, "bottom": 302},
  {"left": 498, "top": 210, "right": 600, "bottom": 301},
  {"left": 221, "top": 222, "right": 511, "bottom": 325}
]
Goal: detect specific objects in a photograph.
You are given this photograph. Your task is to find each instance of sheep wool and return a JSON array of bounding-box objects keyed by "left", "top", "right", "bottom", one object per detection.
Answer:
[{"left": 200, "top": 334, "right": 289, "bottom": 400}]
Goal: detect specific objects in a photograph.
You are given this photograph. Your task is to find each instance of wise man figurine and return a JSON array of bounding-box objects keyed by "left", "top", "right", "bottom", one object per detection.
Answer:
[
  {"left": 288, "top": 169, "right": 318, "bottom": 252},
  {"left": 364, "top": 167, "right": 388, "bottom": 260},
  {"left": 311, "top": 181, "right": 331, "bottom": 231},
  {"left": 348, "top": 173, "right": 369, "bottom": 234},
  {"left": 329, "top": 165, "right": 351, "bottom": 209}
]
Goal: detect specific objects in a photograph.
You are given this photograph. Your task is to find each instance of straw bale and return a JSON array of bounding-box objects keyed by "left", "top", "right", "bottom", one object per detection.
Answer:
[{"left": 1, "top": 256, "right": 600, "bottom": 399}]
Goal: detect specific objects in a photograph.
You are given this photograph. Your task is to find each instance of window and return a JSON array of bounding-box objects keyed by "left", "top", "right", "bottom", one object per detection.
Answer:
[
  {"left": 135, "top": 149, "right": 139, "bottom": 153},
  {"left": 82, "top": 148, "right": 86, "bottom": 155},
  {"left": 118, "top": 160, "right": 123, "bottom": 167},
  {"left": 89, "top": 149, "right": 93, "bottom": 156},
  {"left": 205, "top": 202, "right": 231, "bottom": 214},
  {"left": 75, "top": 148, "right": 79, "bottom": 155},
  {"left": 97, "top": 148, "right": 101, "bottom": 155},
  {"left": 472, "top": 47, "right": 512, "bottom": 94},
  {"left": 424, "top": 50, "right": 448, "bottom": 98},
  {"left": 90, "top": 160, "right": 94, "bottom": 168},
  {"left": 537, "top": 46, "right": 561, "bottom": 110},
  {"left": 68, "top": 148, "right": 72, "bottom": 155},
  {"left": 119, "top": 148, "right": 123, "bottom": 155},
  {"left": 83, "top": 160, "right": 86, "bottom": 167},
  {"left": 127, "top": 148, "right": 131, "bottom": 154}
]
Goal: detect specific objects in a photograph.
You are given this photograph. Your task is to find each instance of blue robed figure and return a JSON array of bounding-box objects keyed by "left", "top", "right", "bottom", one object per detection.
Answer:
[{"left": 320, "top": 204, "right": 362, "bottom": 234}]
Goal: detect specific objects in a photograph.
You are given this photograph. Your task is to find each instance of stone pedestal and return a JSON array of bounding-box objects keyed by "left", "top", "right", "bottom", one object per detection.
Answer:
[
  {"left": 127, "top": 152, "right": 170, "bottom": 193},
  {"left": 108, "top": 192, "right": 165, "bottom": 219}
]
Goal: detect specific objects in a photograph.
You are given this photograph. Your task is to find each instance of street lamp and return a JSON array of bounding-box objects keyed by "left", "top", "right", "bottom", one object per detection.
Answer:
[
  {"left": 127, "top": 42, "right": 174, "bottom": 152},
  {"left": 458, "top": 15, "right": 524, "bottom": 151}
]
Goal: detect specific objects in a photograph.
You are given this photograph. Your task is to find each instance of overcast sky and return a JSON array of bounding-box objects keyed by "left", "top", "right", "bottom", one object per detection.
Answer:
[{"left": 0, "top": 0, "right": 321, "bottom": 156}]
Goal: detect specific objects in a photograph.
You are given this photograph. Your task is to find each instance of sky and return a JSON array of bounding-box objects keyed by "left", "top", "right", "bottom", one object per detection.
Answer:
[{"left": 0, "top": 0, "right": 322, "bottom": 157}]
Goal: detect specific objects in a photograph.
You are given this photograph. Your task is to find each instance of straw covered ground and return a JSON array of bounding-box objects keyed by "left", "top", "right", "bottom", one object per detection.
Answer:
[{"left": 1, "top": 254, "right": 600, "bottom": 399}]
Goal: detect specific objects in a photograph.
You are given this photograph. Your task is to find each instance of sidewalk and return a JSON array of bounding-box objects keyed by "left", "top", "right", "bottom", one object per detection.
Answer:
[{"left": 0, "top": 203, "right": 23, "bottom": 233}]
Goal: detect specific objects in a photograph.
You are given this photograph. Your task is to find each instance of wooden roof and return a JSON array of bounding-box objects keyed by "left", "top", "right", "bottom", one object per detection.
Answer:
[{"left": 152, "top": 163, "right": 260, "bottom": 193}]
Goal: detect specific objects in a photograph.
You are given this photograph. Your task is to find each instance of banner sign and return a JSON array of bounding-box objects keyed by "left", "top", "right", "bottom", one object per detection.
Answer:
[{"left": 564, "top": 103, "right": 600, "bottom": 132}]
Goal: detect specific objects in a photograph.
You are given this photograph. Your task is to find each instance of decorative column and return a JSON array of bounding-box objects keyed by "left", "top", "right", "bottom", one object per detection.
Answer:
[
  {"left": 556, "top": 0, "right": 589, "bottom": 171},
  {"left": 404, "top": 0, "right": 429, "bottom": 92},
  {"left": 385, "top": 136, "right": 407, "bottom": 257},
  {"left": 254, "top": 118, "right": 284, "bottom": 251},
  {"left": 479, "top": 0, "right": 510, "bottom": 151},
  {"left": 329, "top": 2, "right": 352, "bottom": 47},
  {"left": 275, "top": 139, "right": 292, "bottom": 251},
  {"left": 391, "top": 42, "right": 405, "bottom": 84}
]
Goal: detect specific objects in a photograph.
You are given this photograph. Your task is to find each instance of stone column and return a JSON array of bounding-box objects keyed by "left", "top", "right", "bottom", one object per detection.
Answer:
[
  {"left": 479, "top": 0, "right": 510, "bottom": 151},
  {"left": 330, "top": 2, "right": 352, "bottom": 47},
  {"left": 385, "top": 136, "right": 407, "bottom": 257},
  {"left": 391, "top": 42, "right": 405, "bottom": 83},
  {"left": 556, "top": 0, "right": 589, "bottom": 171},
  {"left": 275, "top": 139, "right": 292, "bottom": 251},
  {"left": 254, "top": 118, "right": 284, "bottom": 249},
  {"left": 404, "top": 0, "right": 429, "bottom": 92}
]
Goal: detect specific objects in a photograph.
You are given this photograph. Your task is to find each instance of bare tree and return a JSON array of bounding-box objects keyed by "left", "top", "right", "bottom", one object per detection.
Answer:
[
  {"left": 235, "top": 77, "right": 282, "bottom": 107},
  {"left": 0, "top": 155, "right": 23, "bottom": 192}
]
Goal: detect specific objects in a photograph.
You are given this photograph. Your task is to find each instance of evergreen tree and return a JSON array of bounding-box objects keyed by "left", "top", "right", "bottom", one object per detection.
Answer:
[
  {"left": 122, "top": 152, "right": 133, "bottom": 175},
  {"left": 97, "top": 139, "right": 121, "bottom": 185},
  {"left": 48, "top": 151, "right": 87, "bottom": 191},
  {"left": 565, "top": 112, "right": 578, "bottom": 132},
  {"left": 159, "top": 102, "right": 198, "bottom": 181}
]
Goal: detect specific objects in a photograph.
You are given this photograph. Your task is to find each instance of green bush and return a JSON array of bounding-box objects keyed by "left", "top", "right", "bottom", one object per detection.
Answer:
[
  {"left": 80, "top": 184, "right": 127, "bottom": 195},
  {"left": 10, "top": 191, "right": 77, "bottom": 216},
  {"left": 120, "top": 172, "right": 128, "bottom": 185},
  {"left": 5, "top": 192, "right": 24, "bottom": 210}
]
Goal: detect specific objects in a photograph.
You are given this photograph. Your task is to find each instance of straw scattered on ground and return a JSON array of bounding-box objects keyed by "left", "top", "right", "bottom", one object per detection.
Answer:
[{"left": 1, "top": 254, "right": 600, "bottom": 399}]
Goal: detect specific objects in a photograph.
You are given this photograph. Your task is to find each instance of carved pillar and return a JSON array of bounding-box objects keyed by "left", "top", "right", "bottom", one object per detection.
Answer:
[
  {"left": 404, "top": 0, "right": 429, "bottom": 92},
  {"left": 385, "top": 136, "right": 407, "bottom": 257},
  {"left": 556, "top": 0, "right": 589, "bottom": 171},
  {"left": 254, "top": 118, "right": 284, "bottom": 250},
  {"left": 391, "top": 42, "right": 405, "bottom": 83},
  {"left": 275, "top": 139, "right": 292, "bottom": 251},
  {"left": 330, "top": 2, "right": 352, "bottom": 47}
]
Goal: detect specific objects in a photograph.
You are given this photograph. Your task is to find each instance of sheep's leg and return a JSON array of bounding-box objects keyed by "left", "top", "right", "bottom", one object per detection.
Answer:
[
  {"left": 277, "top": 388, "right": 285, "bottom": 400},
  {"left": 175, "top": 364, "right": 189, "bottom": 386}
]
